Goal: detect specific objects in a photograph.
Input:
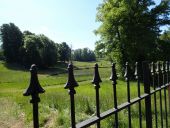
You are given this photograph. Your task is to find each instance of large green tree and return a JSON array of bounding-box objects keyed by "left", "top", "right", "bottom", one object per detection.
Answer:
[
  {"left": 39, "top": 34, "right": 58, "bottom": 67},
  {"left": 58, "top": 42, "right": 71, "bottom": 62},
  {"left": 73, "top": 48, "right": 96, "bottom": 61},
  {"left": 95, "top": 0, "right": 170, "bottom": 73},
  {"left": 23, "top": 33, "right": 58, "bottom": 67},
  {"left": 0, "top": 23, "right": 23, "bottom": 63},
  {"left": 23, "top": 34, "right": 43, "bottom": 66},
  {"left": 157, "top": 28, "right": 170, "bottom": 60}
]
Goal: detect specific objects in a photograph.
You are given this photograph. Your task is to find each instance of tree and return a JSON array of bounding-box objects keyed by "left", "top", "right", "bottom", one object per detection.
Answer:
[
  {"left": 73, "top": 48, "right": 82, "bottom": 61},
  {"left": 0, "top": 23, "right": 23, "bottom": 63},
  {"left": 95, "top": 40, "right": 106, "bottom": 58},
  {"left": 73, "top": 48, "right": 96, "bottom": 61},
  {"left": 95, "top": 0, "right": 170, "bottom": 73},
  {"left": 23, "top": 33, "right": 58, "bottom": 67},
  {"left": 160, "top": 28, "right": 170, "bottom": 42},
  {"left": 0, "top": 24, "right": 59, "bottom": 67},
  {"left": 39, "top": 34, "right": 58, "bottom": 67},
  {"left": 58, "top": 42, "right": 70, "bottom": 62},
  {"left": 157, "top": 28, "right": 170, "bottom": 60},
  {"left": 0, "top": 46, "right": 4, "bottom": 60},
  {"left": 23, "top": 34, "right": 43, "bottom": 66}
]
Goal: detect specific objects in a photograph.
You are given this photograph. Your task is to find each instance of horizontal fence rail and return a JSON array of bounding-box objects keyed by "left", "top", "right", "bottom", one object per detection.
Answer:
[{"left": 24, "top": 61, "right": 170, "bottom": 128}]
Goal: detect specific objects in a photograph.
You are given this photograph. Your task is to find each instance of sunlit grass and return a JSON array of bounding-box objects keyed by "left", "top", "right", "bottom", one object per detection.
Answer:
[{"left": 0, "top": 60, "right": 169, "bottom": 127}]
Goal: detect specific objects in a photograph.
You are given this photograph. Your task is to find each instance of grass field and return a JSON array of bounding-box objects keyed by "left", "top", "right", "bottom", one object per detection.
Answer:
[{"left": 0, "top": 60, "right": 169, "bottom": 128}]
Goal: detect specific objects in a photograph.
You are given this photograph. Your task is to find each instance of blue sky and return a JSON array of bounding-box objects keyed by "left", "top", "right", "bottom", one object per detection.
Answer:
[{"left": 0, "top": 0, "right": 166, "bottom": 50}]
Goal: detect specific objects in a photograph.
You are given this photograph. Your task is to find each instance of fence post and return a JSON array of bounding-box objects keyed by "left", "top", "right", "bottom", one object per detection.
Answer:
[
  {"left": 124, "top": 62, "right": 131, "bottom": 128},
  {"left": 168, "top": 86, "right": 170, "bottom": 115},
  {"left": 151, "top": 62, "right": 158, "bottom": 128},
  {"left": 135, "top": 62, "right": 142, "bottom": 128},
  {"left": 110, "top": 63, "right": 118, "bottom": 127},
  {"left": 64, "top": 64, "right": 78, "bottom": 128},
  {"left": 142, "top": 62, "right": 152, "bottom": 128},
  {"left": 166, "top": 61, "right": 170, "bottom": 116},
  {"left": 92, "top": 63, "right": 102, "bottom": 128},
  {"left": 162, "top": 62, "right": 168, "bottom": 127},
  {"left": 156, "top": 62, "right": 163, "bottom": 127},
  {"left": 23, "top": 64, "right": 45, "bottom": 128}
]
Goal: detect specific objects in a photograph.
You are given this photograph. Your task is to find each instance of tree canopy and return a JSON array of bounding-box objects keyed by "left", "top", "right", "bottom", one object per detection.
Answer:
[
  {"left": 95, "top": 0, "right": 170, "bottom": 73},
  {"left": 0, "top": 23, "right": 23, "bottom": 63},
  {"left": 23, "top": 33, "right": 58, "bottom": 67},
  {"left": 157, "top": 28, "right": 170, "bottom": 61},
  {"left": 23, "top": 34, "right": 43, "bottom": 66},
  {"left": 58, "top": 42, "right": 71, "bottom": 62},
  {"left": 0, "top": 23, "right": 73, "bottom": 68},
  {"left": 73, "top": 48, "right": 96, "bottom": 61}
]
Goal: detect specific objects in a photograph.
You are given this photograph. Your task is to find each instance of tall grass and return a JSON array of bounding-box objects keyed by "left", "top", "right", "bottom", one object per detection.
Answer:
[{"left": 0, "top": 60, "right": 169, "bottom": 127}]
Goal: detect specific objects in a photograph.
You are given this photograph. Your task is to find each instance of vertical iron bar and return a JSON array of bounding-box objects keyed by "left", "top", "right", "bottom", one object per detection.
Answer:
[
  {"left": 124, "top": 62, "right": 131, "bottom": 128},
  {"left": 167, "top": 62, "right": 170, "bottom": 117},
  {"left": 64, "top": 64, "right": 78, "bottom": 128},
  {"left": 135, "top": 62, "right": 142, "bottom": 128},
  {"left": 96, "top": 86, "right": 100, "bottom": 128},
  {"left": 92, "top": 64, "right": 102, "bottom": 128},
  {"left": 157, "top": 62, "right": 163, "bottom": 128},
  {"left": 151, "top": 62, "right": 158, "bottom": 128},
  {"left": 23, "top": 64, "right": 45, "bottom": 128},
  {"left": 113, "top": 88, "right": 118, "bottom": 128},
  {"left": 110, "top": 63, "right": 118, "bottom": 128},
  {"left": 164, "top": 62, "right": 169, "bottom": 127},
  {"left": 70, "top": 89, "right": 76, "bottom": 128},
  {"left": 168, "top": 86, "right": 170, "bottom": 116},
  {"left": 143, "top": 61, "right": 152, "bottom": 128},
  {"left": 32, "top": 94, "right": 39, "bottom": 128}
]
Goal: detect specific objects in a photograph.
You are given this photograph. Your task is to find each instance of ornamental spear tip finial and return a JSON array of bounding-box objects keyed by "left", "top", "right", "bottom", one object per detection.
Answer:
[
  {"left": 124, "top": 62, "right": 130, "bottom": 81},
  {"left": 110, "top": 63, "right": 118, "bottom": 84},
  {"left": 92, "top": 63, "right": 102, "bottom": 86},
  {"left": 23, "top": 64, "right": 45, "bottom": 96},
  {"left": 64, "top": 63, "right": 78, "bottom": 89}
]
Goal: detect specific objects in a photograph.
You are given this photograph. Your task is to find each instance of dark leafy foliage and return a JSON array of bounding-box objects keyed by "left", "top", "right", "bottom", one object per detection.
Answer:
[
  {"left": 58, "top": 42, "right": 71, "bottom": 62},
  {"left": 73, "top": 48, "right": 96, "bottom": 61},
  {"left": 0, "top": 24, "right": 60, "bottom": 68},
  {"left": 23, "top": 33, "right": 58, "bottom": 67},
  {"left": 95, "top": 0, "right": 170, "bottom": 75},
  {"left": 0, "top": 23, "right": 23, "bottom": 63}
]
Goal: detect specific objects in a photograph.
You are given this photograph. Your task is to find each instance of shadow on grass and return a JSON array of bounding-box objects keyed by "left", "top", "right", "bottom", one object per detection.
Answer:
[
  {"left": 2, "top": 61, "right": 69, "bottom": 75},
  {"left": 1, "top": 61, "right": 109, "bottom": 76},
  {"left": 38, "top": 62, "right": 68, "bottom": 75},
  {"left": 2, "top": 62, "right": 27, "bottom": 71}
]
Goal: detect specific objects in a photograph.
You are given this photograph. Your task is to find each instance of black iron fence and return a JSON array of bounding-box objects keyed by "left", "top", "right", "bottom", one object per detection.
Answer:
[{"left": 24, "top": 61, "right": 170, "bottom": 128}]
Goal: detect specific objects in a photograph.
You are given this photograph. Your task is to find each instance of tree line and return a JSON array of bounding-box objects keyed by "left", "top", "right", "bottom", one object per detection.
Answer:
[
  {"left": 73, "top": 48, "right": 96, "bottom": 61},
  {"left": 95, "top": 0, "right": 170, "bottom": 75},
  {"left": 0, "top": 23, "right": 96, "bottom": 68}
]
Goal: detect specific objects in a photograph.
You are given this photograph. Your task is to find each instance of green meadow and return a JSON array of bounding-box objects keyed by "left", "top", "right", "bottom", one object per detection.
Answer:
[{"left": 0, "top": 60, "right": 169, "bottom": 128}]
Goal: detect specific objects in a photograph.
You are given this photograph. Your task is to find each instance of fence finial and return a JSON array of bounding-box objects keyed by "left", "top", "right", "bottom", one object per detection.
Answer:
[
  {"left": 92, "top": 63, "right": 101, "bottom": 128},
  {"left": 110, "top": 63, "right": 118, "bottom": 85},
  {"left": 110, "top": 63, "right": 118, "bottom": 127},
  {"left": 64, "top": 63, "right": 78, "bottom": 128},
  {"left": 134, "top": 62, "right": 139, "bottom": 79},
  {"left": 23, "top": 64, "right": 45, "bottom": 96},
  {"left": 142, "top": 61, "right": 152, "bottom": 128},
  {"left": 151, "top": 62, "right": 155, "bottom": 76},
  {"left": 124, "top": 62, "right": 130, "bottom": 81},
  {"left": 162, "top": 62, "right": 165, "bottom": 74},
  {"left": 156, "top": 62, "right": 161, "bottom": 74},
  {"left": 23, "top": 64, "right": 45, "bottom": 128},
  {"left": 166, "top": 61, "right": 169, "bottom": 72},
  {"left": 157, "top": 61, "right": 163, "bottom": 86},
  {"left": 92, "top": 63, "right": 102, "bottom": 86},
  {"left": 65, "top": 64, "right": 78, "bottom": 89}
]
